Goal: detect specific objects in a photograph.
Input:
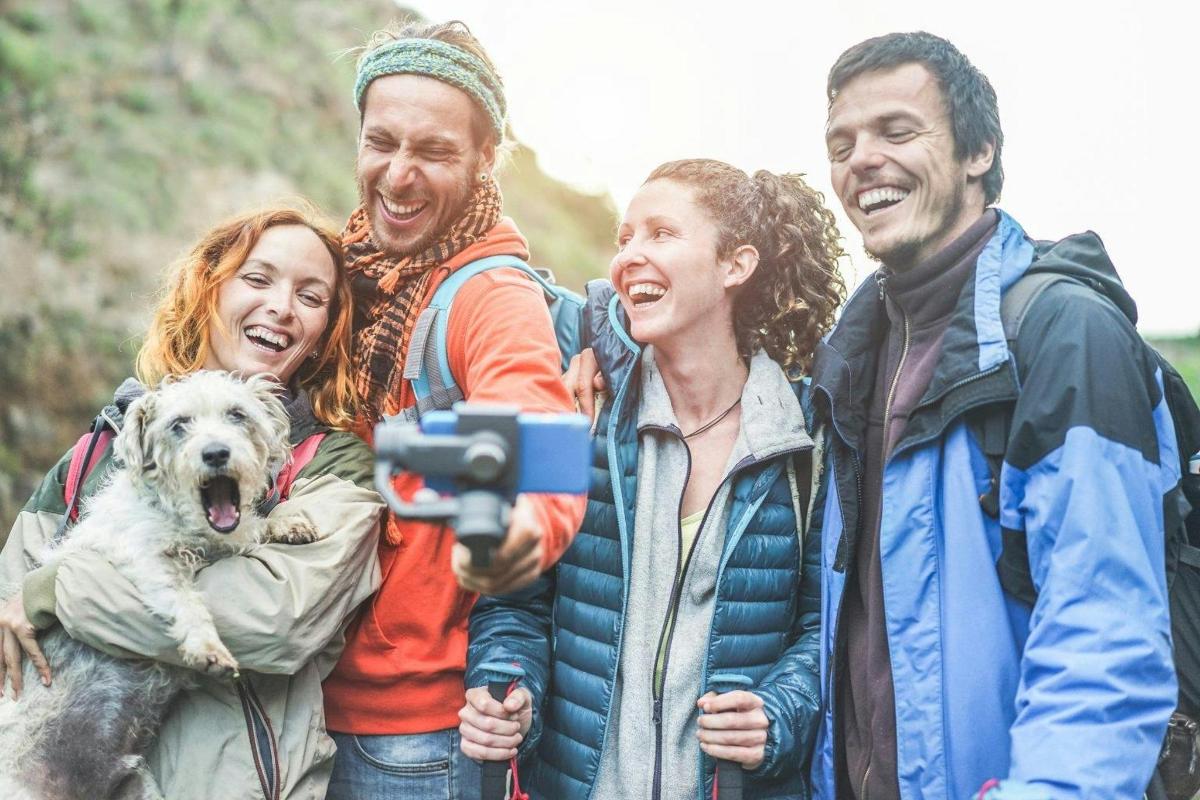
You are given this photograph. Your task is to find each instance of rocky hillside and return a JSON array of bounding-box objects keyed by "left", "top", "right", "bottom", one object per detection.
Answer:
[{"left": 0, "top": 0, "right": 616, "bottom": 531}]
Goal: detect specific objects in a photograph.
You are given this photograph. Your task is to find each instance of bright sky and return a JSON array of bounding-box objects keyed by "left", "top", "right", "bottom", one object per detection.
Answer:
[{"left": 410, "top": 0, "right": 1198, "bottom": 335}]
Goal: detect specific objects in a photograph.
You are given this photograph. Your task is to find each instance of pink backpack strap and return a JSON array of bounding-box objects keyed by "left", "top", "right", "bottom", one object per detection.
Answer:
[
  {"left": 64, "top": 424, "right": 116, "bottom": 523},
  {"left": 272, "top": 432, "right": 326, "bottom": 502}
]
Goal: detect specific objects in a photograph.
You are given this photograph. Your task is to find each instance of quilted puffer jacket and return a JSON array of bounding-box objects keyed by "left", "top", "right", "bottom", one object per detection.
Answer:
[{"left": 467, "top": 282, "right": 826, "bottom": 799}]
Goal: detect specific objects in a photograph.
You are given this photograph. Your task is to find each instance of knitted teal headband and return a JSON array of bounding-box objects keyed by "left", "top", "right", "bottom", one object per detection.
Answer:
[{"left": 354, "top": 38, "right": 506, "bottom": 141}]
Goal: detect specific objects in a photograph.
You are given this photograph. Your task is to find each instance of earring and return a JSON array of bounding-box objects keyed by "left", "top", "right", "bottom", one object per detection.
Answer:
[
  {"left": 309, "top": 350, "right": 320, "bottom": 359},
  {"left": 480, "top": 173, "right": 489, "bottom": 183}
]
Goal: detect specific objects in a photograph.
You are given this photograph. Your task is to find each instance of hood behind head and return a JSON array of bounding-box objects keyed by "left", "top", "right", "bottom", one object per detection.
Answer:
[{"left": 1028, "top": 231, "right": 1138, "bottom": 325}]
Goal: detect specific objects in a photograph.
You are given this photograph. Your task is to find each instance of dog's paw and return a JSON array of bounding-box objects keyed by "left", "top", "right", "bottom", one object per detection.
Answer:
[
  {"left": 265, "top": 515, "right": 320, "bottom": 545},
  {"left": 178, "top": 633, "right": 240, "bottom": 679}
]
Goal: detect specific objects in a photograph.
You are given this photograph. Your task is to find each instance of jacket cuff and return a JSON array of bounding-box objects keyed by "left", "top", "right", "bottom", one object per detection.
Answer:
[
  {"left": 745, "top": 689, "right": 784, "bottom": 779},
  {"left": 22, "top": 562, "right": 60, "bottom": 630},
  {"left": 517, "top": 696, "right": 544, "bottom": 760}
]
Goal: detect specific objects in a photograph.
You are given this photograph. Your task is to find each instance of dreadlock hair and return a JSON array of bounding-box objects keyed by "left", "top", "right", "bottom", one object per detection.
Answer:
[{"left": 646, "top": 159, "right": 847, "bottom": 376}]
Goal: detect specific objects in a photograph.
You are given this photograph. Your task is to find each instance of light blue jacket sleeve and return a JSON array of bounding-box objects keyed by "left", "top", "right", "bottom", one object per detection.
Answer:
[{"left": 996, "top": 291, "right": 1177, "bottom": 799}]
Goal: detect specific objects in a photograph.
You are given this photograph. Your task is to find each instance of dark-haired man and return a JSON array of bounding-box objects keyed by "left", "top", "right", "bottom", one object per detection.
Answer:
[
  {"left": 811, "top": 32, "right": 1178, "bottom": 800},
  {"left": 321, "top": 19, "right": 585, "bottom": 800}
]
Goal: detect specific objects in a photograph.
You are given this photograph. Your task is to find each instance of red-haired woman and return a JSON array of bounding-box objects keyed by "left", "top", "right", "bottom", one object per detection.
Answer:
[{"left": 0, "top": 204, "right": 383, "bottom": 799}]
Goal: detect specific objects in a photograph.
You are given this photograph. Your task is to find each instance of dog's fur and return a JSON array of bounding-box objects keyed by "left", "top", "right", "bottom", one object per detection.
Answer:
[{"left": 0, "top": 371, "right": 320, "bottom": 800}]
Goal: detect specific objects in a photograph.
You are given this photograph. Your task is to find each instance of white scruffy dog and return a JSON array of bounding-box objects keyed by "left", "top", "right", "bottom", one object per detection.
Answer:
[{"left": 0, "top": 371, "right": 319, "bottom": 800}]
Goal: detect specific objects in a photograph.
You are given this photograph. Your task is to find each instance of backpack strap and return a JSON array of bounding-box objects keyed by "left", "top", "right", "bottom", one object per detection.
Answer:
[
  {"left": 971, "top": 271, "right": 1087, "bottom": 518},
  {"left": 58, "top": 415, "right": 118, "bottom": 538},
  {"left": 257, "top": 432, "right": 326, "bottom": 515},
  {"left": 998, "top": 271, "right": 1081, "bottom": 342},
  {"left": 972, "top": 271, "right": 1107, "bottom": 608},
  {"left": 787, "top": 429, "right": 822, "bottom": 543},
  {"left": 786, "top": 454, "right": 812, "bottom": 541},
  {"left": 402, "top": 255, "right": 555, "bottom": 420},
  {"left": 971, "top": 407, "right": 1010, "bottom": 519}
]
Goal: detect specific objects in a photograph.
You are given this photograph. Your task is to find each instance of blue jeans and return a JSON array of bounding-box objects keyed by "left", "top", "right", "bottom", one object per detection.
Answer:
[{"left": 327, "top": 729, "right": 482, "bottom": 800}]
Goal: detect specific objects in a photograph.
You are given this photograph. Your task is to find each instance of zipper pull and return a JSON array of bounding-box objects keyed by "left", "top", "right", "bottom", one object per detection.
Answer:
[
  {"left": 652, "top": 696, "right": 663, "bottom": 725},
  {"left": 876, "top": 271, "right": 888, "bottom": 300}
]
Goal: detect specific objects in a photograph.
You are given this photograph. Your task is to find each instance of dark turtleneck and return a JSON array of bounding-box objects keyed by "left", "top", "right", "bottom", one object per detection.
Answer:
[{"left": 838, "top": 209, "right": 999, "bottom": 800}]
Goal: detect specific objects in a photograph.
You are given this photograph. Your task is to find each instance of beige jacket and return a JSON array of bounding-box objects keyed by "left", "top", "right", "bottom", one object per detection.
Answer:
[{"left": 1, "top": 426, "right": 383, "bottom": 800}]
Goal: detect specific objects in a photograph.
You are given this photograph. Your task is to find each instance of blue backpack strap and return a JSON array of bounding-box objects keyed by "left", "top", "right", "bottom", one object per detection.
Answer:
[{"left": 404, "top": 255, "right": 557, "bottom": 416}]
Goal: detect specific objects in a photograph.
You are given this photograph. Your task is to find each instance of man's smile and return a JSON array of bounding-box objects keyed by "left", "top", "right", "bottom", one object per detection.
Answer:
[
  {"left": 857, "top": 186, "right": 910, "bottom": 216},
  {"left": 378, "top": 194, "right": 429, "bottom": 225}
]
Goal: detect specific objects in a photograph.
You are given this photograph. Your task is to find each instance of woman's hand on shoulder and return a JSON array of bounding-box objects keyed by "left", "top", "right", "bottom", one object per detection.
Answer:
[
  {"left": 458, "top": 684, "right": 533, "bottom": 762},
  {"left": 564, "top": 348, "right": 606, "bottom": 420},
  {"left": 0, "top": 595, "right": 51, "bottom": 698},
  {"left": 696, "top": 689, "right": 770, "bottom": 770}
]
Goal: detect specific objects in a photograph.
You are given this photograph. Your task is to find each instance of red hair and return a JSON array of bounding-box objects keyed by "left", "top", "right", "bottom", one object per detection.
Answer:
[{"left": 136, "top": 202, "right": 357, "bottom": 428}]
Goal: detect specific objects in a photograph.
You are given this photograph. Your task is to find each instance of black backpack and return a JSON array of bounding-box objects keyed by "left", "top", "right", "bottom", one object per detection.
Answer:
[{"left": 969, "top": 270, "right": 1200, "bottom": 721}]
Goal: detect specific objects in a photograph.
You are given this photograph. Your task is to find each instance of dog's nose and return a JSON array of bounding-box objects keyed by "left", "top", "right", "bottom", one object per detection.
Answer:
[{"left": 202, "top": 444, "right": 231, "bottom": 468}]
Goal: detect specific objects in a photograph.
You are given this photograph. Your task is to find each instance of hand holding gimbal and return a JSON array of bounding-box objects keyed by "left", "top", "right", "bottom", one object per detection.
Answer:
[{"left": 373, "top": 404, "right": 590, "bottom": 568}]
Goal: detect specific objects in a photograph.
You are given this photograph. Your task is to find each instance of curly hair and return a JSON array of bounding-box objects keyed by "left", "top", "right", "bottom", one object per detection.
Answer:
[
  {"left": 827, "top": 31, "right": 1004, "bottom": 205},
  {"left": 136, "top": 202, "right": 357, "bottom": 429},
  {"left": 646, "top": 160, "right": 847, "bottom": 376}
]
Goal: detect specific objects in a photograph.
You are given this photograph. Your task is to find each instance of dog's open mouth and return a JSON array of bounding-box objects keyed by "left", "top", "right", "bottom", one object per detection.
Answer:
[{"left": 200, "top": 476, "right": 241, "bottom": 533}]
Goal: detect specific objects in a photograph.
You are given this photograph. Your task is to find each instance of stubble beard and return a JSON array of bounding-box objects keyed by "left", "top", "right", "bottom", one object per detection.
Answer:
[
  {"left": 866, "top": 179, "right": 967, "bottom": 274},
  {"left": 355, "top": 165, "right": 478, "bottom": 261}
]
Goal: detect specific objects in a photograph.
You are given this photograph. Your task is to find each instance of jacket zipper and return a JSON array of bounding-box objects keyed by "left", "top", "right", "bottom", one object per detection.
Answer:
[
  {"left": 852, "top": 311, "right": 908, "bottom": 799},
  {"left": 846, "top": 299, "right": 908, "bottom": 800},
  {"left": 652, "top": 440, "right": 707, "bottom": 800},
  {"left": 881, "top": 310, "right": 911, "bottom": 467}
]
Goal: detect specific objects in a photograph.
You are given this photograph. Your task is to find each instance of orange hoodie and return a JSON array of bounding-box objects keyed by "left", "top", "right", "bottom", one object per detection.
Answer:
[{"left": 323, "top": 219, "right": 586, "bottom": 734}]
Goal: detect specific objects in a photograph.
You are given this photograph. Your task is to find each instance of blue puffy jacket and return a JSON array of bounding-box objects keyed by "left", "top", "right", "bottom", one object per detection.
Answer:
[
  {"left": 467, "top": 283, "right": 826, "bottom": 798},
  {"left": 809, "top": 210, "right": 1179, "bottom": 799}
]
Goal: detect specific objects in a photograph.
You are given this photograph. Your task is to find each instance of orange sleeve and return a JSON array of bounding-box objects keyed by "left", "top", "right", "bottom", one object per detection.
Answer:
[{"left": 446, "top": 268, "right": 587, "bottom": 570}]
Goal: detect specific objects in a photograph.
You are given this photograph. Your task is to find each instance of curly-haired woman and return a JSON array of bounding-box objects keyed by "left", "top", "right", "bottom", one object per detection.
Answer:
[
  {"left": 0, "top": 204, "right": 384, "bottom": 799},
  {"left": 458, "top": 159, "right": 846, "bottom": 799}
]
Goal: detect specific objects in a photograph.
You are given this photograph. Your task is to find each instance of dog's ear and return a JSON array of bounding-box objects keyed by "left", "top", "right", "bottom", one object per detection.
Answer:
[
  {"left": 246, "top": 375, "right": 292, "bottom": 472},
  {"left": 116, "top": 391, "right": 157, "bottom": 474}
]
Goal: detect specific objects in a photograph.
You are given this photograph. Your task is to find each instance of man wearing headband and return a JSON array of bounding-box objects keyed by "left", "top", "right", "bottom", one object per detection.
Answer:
[{"left": 322, "top": 20, "right": 586, "bottom": 800}]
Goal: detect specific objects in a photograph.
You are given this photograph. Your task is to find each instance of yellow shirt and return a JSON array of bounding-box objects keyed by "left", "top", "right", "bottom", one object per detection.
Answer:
[{"left": 654, "top": 509, "right": 705, "bottom": 692}]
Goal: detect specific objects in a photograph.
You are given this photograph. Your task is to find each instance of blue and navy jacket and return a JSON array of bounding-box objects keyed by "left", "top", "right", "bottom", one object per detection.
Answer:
[
  {"left": 467, "top": 283, "right": 825, "bottom": 799},
  {"left": 809, "top": 210, "right": 1179, "bottom": 799}
]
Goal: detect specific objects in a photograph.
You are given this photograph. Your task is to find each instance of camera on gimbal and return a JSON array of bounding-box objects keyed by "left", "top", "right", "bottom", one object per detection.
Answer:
[{"left": 373, "top": 404, "right": 590, "bottom": 567}]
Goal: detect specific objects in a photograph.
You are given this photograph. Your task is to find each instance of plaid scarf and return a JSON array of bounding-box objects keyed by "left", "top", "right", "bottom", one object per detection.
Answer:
[{"left": 344, "top": 178, "right": 503, "bottom": 421}]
